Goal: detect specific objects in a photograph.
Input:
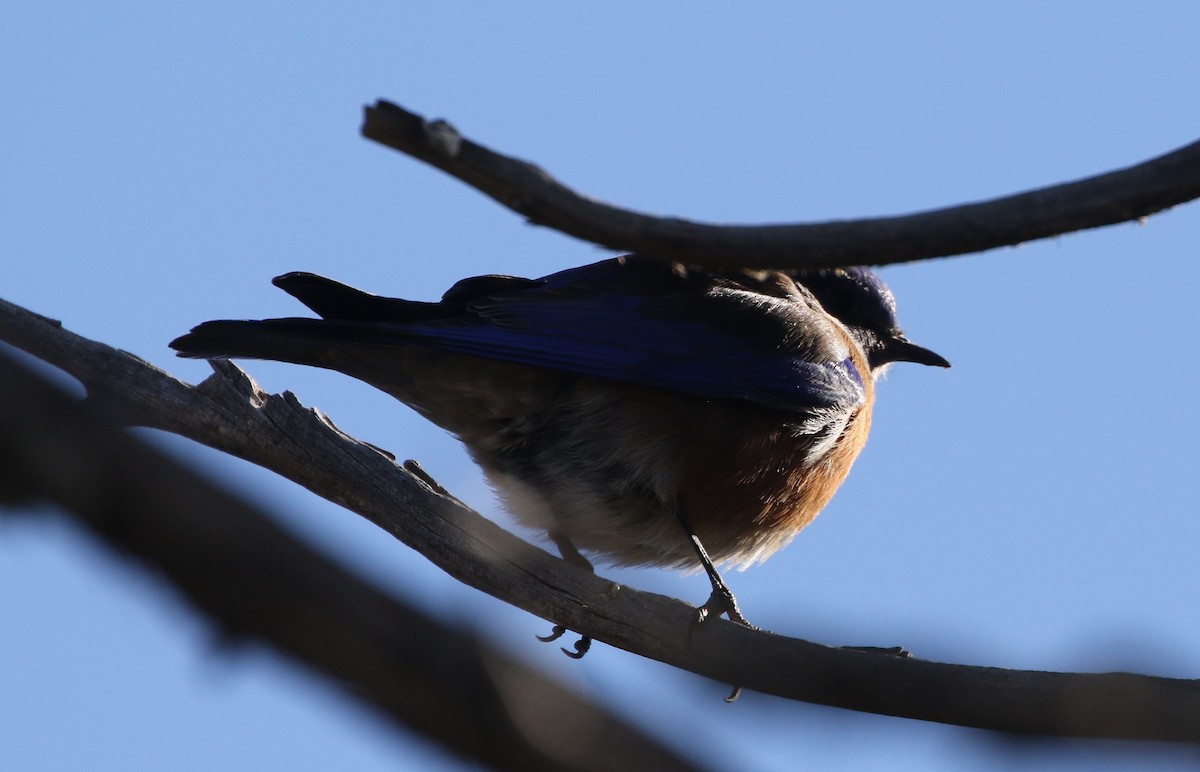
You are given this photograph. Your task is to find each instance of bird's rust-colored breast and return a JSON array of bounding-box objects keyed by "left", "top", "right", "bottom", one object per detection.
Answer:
[{"left": 676, "top": 366, "right": 876, "bottom": 568}]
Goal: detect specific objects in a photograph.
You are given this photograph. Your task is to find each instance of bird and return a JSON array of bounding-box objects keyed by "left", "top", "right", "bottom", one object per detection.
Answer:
[{"left": 171, "top": 254, "right": 948, "bottom": 655}]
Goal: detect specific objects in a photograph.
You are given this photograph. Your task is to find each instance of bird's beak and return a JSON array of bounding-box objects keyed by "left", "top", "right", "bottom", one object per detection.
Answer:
[{"left": 889, "top": 336, "right": 951, "bottom": 368}]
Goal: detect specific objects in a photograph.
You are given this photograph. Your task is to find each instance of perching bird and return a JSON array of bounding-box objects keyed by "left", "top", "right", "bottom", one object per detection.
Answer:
[{"left": 171, "top": 254, "right": 948, "bottom": 648}]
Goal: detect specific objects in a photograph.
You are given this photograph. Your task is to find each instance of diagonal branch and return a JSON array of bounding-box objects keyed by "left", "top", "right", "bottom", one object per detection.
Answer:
[
  {"left": 4, "top": 295, "right": 1200, "bottom": 744},
  {"left": 0, "top": 347, "right": 703, "bottom": 772},
  {"left": 361, "top": 99, "right": 1200, "bottom": 269}
]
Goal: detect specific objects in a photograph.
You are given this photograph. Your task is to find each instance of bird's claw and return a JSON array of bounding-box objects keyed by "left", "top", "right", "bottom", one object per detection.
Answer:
[
  {"left": 535, "top": 624, "right": 568, "bottom": 643},
  {"left": 562, "top": 636, "right": 591, "bottom": 659},
  {"left": 697, "top": 586, "right": 752, "bottom": 628},
  {"left": 536, "top": 625, "right": 592, "bottom": 658}
]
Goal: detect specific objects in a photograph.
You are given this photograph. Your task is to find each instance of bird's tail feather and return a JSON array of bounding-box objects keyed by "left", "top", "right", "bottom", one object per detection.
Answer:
[
  {"left": 170, "top": 319, "right": 357, "bottom": 371},
  {"left": 170, "top": 318, "right": 550, "bottom": 441}
]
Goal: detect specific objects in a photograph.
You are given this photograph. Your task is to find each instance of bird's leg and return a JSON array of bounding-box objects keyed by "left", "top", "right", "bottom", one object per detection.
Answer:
[
  {"left": 535, "top": 531, "right": 593, "bottom": 659},
  {"left": 674, "top": 503, "right": 751, "bottom": 702},
  {"left": 674, "top": 504, "right": 752, "bottom": 628}
]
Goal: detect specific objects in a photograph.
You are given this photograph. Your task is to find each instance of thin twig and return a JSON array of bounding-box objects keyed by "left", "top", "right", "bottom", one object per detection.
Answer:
[{"left": 362, "top": 99, "right": 1200, "bottom": 269}]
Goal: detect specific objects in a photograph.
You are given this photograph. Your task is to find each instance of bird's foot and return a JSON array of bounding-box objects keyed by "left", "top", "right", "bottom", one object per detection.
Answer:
[
  {"left": 536, "top": 624, "right": 592, "bottom": 659},
  {"left": 696, "top": 582, "right": 752, "bottom": 628},
  {"left": 694, "top": 576, "right": 754, "bottom": 703},
  {"left": 537, "top": 532, "right": 595, "bottom": 658}
]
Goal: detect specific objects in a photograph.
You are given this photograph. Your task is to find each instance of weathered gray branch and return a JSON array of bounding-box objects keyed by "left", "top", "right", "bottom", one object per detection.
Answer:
[
  {"left": 362, "top": 99, "right": 1200, "bottom": 269},
  {"left": 4, "top": 295, "right": 1200, "bottom": 744},
  {"left": 0, "top": 346, "right": 702, "bottom": 772}
]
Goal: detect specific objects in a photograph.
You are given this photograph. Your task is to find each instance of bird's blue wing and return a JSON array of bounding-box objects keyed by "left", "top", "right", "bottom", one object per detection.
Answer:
[{"left": 343, "top": 259, "right": 867, "bottom": 412}]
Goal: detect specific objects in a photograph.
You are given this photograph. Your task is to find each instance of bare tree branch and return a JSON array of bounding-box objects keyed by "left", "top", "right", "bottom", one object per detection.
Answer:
[
  {"left": 0, "top": 347, "right": 704, "bottom": 772},
  {"left": 361, "top": 99, "right": 1200, "bottom": 269},
  {"left": 4, "top": 296, "right": 1200, "bottom": 744}
]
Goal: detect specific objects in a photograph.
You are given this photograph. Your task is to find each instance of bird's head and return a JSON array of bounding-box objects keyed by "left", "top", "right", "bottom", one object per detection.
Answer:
[{"left": 795, "top": 267, "right": 950, "bottom": 373}]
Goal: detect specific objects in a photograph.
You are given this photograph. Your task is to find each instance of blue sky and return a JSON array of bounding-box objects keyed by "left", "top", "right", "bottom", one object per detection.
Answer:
[{"left": 4, "top": 3, "right": 1200, "bottom": 770}]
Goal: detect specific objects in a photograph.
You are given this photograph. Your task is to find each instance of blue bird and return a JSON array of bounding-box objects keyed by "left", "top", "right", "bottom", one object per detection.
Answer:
[{"left": 171, "top": 255, "right": 948, "bottom": 650}]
